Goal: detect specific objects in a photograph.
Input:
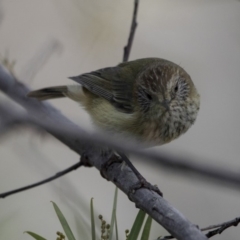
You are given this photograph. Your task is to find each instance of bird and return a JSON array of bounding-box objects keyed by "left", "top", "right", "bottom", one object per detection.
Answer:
[{"left": 27, "top": 58, "right": 200, "bottom": 146}]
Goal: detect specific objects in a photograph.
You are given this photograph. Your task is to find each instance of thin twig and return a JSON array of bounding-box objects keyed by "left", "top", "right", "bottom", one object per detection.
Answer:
[
  {"left": 123, "top": 0, "right": 139, "bottom": 62},
  {"left": 0, "top": 159, "right": 83, "bottom": 198},
  {"left": 202, "top": 219, "right": 238, "bottom": 231},
  {"left": 159, "top": 217, "right": 240, "bottom": 239},
  {"left": 205, "top": 217, "right": 240, "bottom": 238}
]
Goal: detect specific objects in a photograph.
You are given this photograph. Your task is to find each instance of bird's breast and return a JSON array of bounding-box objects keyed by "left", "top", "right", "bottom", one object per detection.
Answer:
[
  {"left": 141, "top": 105, "right": 197, "bottom": 145},
  {"left": 142, "top": 120, "right": 164, "bottom": 145}
]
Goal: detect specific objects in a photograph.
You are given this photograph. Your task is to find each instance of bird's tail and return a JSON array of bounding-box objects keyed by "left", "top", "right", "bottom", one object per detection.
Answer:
[
  {"left": 27, "top": 85, "right": 85, "bottom": 102},
  {"left": 27, "top": 86, "right": 67, "bottom": 101}
]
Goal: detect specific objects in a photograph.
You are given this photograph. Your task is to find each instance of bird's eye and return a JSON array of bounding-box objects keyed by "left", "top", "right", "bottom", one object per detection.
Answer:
[
  {"left": 146, "top": 92, "right": 152, "bottom": 100},
  {"left": 174, "top": 84, "right": 179, "bottom": 93}
]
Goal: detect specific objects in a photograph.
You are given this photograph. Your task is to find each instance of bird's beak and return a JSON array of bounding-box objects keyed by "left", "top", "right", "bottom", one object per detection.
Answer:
[{"left": 160, "top": 99, "right": 170, "bottom": 111}]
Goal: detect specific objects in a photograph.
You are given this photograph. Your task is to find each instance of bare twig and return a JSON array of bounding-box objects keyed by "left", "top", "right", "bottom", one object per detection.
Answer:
[
  {"left": 123, "top": 0, "right": 139, "bottom": 62},
  {"left": 159, "top": 216, "right": 240, "bottom": 239},
  {"left": 0, "top": 160, "right": 83, "bottom": 198},
  {"left": 205, "top": 217, "right": 240, "bottom": 238}
]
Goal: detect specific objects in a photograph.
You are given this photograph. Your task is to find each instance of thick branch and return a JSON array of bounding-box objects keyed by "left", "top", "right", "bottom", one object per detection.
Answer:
[{"left": 0, "top": 65, "right": 207, "bottom": 240}]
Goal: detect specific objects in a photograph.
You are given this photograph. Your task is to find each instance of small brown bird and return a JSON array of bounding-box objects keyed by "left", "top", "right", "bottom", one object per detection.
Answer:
[{"left": 28, "top": 58, "right": 200, "bottom": 146}]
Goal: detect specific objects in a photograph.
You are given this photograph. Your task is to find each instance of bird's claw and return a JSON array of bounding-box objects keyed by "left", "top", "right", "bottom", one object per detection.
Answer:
[
  {"left": 128, "top": 177, "right": 163, "bottom": 202},
  {"left": 100, "top": 154, "right": 123, "bottom": 180}
]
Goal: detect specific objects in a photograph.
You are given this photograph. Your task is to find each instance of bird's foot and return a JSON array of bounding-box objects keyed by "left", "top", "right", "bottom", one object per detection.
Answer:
[
  {"left": 128, "top": 175, "right": 163, "bottom": 202},
  {"left": 116, "top": 152, "right": 163, "bottom": 200},
  {"left": 100, "top": 154, "right": 123, "bottom": 180}
]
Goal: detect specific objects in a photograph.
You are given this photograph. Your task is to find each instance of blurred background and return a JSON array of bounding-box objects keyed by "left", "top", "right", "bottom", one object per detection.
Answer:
[{"left": 0, "top": 0, "right": 240, "bottom": 239}]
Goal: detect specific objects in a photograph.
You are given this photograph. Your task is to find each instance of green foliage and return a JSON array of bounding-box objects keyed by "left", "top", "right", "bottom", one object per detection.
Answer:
[
  {"left": 128, "top": 210, "right": 146, "bottom": 240},
  {"left": 109, "top": 187, "right": 118, "bottom": 240},
  {"left": 90, "top": 198, "right": 96, "bottom": 240},
  {"left": 140, "top": 215, "right": 152, "bottom": 240},
  {"left": 25, "top": 231, "right": 47, "bottom": 240},
  {"left": 25, "top": 187, "right": 153, "bottom": 240},
  {"left": 51, "top": 201, "right": 76, "bottom": 240}
]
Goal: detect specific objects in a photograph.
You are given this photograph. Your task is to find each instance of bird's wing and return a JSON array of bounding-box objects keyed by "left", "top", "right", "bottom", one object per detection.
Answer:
[{"left": 69, "top": 65, "right": 136, "bottom": 113}]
